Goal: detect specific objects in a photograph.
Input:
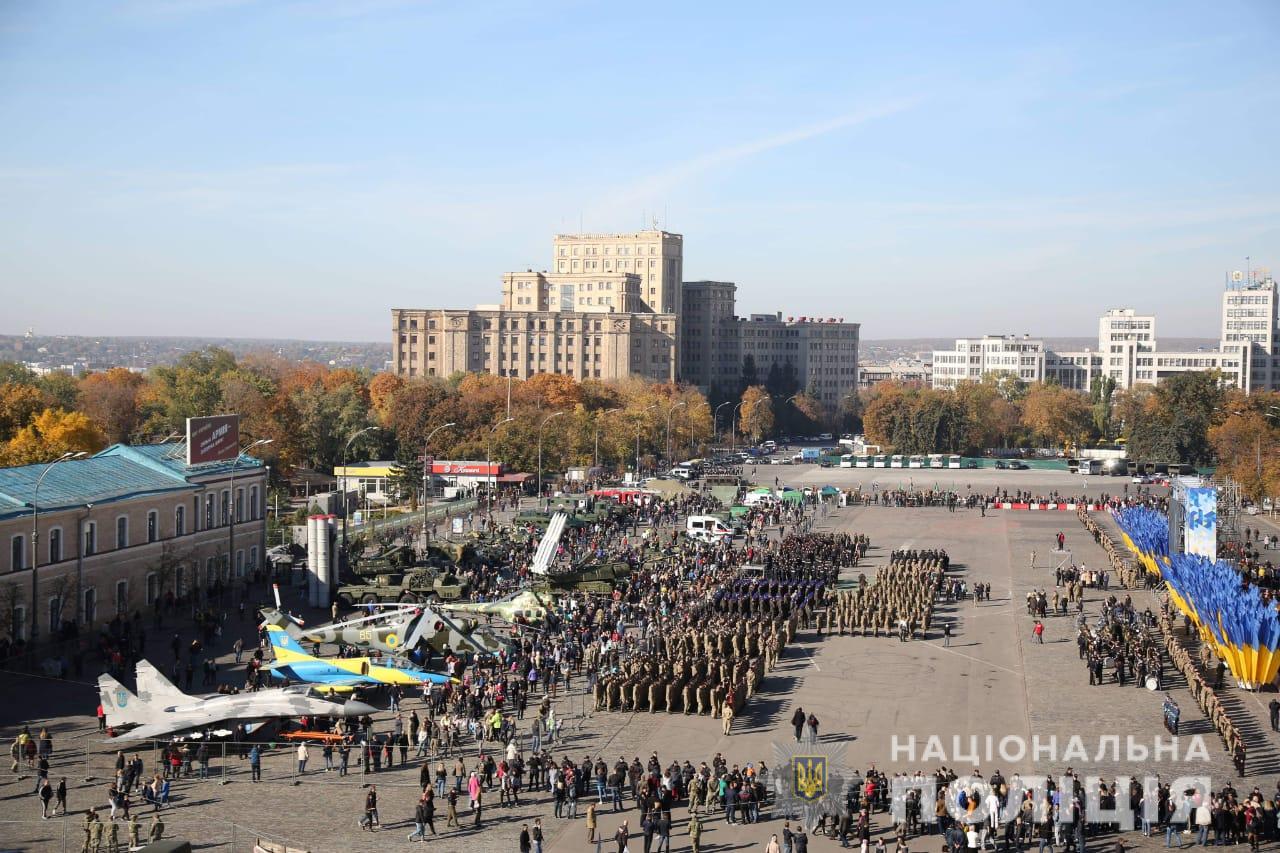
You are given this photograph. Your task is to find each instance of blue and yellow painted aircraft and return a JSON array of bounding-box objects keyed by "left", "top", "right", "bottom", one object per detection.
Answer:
[{"left": 264, "top": 625, "right": 453, "bottom": 687}]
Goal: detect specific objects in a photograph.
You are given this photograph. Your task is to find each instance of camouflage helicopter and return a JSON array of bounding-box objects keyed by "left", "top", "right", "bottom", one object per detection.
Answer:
[
  {"left": 438, "top": 588, "right": 551, "bottom": 626},
  {"left": 260, "top": 585, "right": 510, "bottom": 661}
]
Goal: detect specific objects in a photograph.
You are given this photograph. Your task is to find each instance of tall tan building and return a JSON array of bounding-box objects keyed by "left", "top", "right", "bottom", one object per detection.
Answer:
[
  {"left": 392, "top": 308, "right": 676, "bottom": 382},
  {"left": 500, "top": 270, "right": 647, "bottom": 313},
  {"left": 551, "top": 230, "right": 683, "bottom": 314}
]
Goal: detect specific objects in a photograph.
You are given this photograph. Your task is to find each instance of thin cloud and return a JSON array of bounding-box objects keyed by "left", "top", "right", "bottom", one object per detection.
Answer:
[{"left": 608, "top": 97, "right": 922, "bottom": 209}]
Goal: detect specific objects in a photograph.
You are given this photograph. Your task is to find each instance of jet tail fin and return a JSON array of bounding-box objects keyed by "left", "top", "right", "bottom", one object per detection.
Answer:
[
  {"left": 266, "top": 624, "right": 315, "bottom": 663},
  {"left": 98, "top": 673, "right": 153, "bottom": 727},
  {"left": 134, "top": 660, "right": 188, "bottom": 703}
]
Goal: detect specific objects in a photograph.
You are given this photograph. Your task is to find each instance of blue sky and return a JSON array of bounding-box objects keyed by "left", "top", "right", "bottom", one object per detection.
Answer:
[{"left": 1, "top": 0, "right": 1277, "bottom": 342}]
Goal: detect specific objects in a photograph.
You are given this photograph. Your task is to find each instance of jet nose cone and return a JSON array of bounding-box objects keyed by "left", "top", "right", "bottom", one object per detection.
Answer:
[{"left": 344, "top": 700, "right": 377, "bottom": 716}]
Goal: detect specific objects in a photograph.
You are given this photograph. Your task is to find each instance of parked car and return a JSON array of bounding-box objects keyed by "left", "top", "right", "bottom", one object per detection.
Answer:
[
  {"left": 1008, "top": 460, "right": 1029, "bottom": 470},
  {"left": 994, "top": 460, "right": 1008, "bottom": 470}
]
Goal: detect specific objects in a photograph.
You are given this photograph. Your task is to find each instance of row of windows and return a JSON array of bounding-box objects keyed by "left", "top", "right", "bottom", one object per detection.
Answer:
[
  {"left": 558, "top": 244, "right": 661, "bottom": 257},
  {"left": 7, "top": 486, "right": 262, "bottom": 572},
  {"left": 6, "top": 547, "right": 261, "bottom": 640}
]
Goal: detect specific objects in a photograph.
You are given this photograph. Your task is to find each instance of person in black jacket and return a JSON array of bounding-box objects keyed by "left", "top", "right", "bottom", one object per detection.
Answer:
[
  {"left": 791, "top": 708, "right": 806, "bottom": 742},
  {"left": 519, "top": 824, "right": 532, "bottom": 853},
  {"left": 361, "top": 786, "right": 379, "bottom": 831}
]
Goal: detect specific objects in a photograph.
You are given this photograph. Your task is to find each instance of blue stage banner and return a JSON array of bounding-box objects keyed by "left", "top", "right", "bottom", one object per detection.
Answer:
[{"left": 1185, "top": 487, "right": 1217, "bottom": 562}]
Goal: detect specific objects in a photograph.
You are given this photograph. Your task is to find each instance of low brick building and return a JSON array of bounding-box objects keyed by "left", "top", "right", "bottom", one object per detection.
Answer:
[{"left": 0, "top": 442, "right": 266, "bottom": 651}]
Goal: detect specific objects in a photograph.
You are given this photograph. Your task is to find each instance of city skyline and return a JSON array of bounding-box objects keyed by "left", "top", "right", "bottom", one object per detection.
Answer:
[{"left": 2, "top": 1, "right": 1278, "bottom": 341}]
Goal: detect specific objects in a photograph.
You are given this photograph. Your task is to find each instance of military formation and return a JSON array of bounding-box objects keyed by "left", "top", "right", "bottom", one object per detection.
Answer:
[
  {"left": 1158, "top": 601, "right": 1246, "bottom": 776},
  {"left": 591, "top": 614, "right": 794, "bottom": 719},
  {"left": 589, "top": 531, "right": 862, "bottom": 722},
  {"left": 1076, "top": 505, "right": 1142, "bottom": 590},
  {"left": 819, "top": 549, "right": 948, "bottom": 640}
]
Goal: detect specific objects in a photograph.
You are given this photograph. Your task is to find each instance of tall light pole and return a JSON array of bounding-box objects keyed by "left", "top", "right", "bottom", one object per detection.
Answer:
[
  {"left": 636, "top": 403, "right": 660, "bottom": 479},
  {"left": 485, "top": 417, "right": 515, "bottom": 515},
  {"left": 29, "top": 451, "right": 85, "bottom": 645},
  {"left": 340, "top": 426, "right": 379, "bottom": 552},
  {"left": 730, "top": 402, "right": 746, "bottom": 456},
  {"left": 421, "top": 422, "right": 456, "bottom": 539},
  {"left": 714, "top": 401, "right": 733, "bottom": 448},
  {"left": 594, "top": 408, "right": 620, "bottom": 471},
  {"left": 537, "top": 412, "right": 566, "bottom": 501},
  {"left": 666, "top": 400, "right": 687, "bottom": 467},
  {"left": 229, "top": 438, "right": 272, "bottom": 586}
]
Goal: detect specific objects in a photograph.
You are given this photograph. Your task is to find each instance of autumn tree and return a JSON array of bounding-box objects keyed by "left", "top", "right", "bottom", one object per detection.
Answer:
[
  {"left": 0, "top": 382, "right": 46, "bottom": 442},
  {"left": 2, "top": 409, "right": 107, "bottom": 465},
  {"left": 1020, "top": 383, "right": 1093, "bottom": 449},
  {"left": 368, "top": 373, "right": 405, "bottom": 425},
  {"left": 739, "top": 385, "right": 774, "bottom": 442},
  {"left": 80, "top": 368, "right": 145, "bottom": 444},
  {"left": 1209, "top": 395, "right": 1280, "bottom": 502}
]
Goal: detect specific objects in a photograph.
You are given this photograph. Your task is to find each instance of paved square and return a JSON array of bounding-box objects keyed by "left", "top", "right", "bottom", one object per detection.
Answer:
[{"left": 1, "top": 469, "right": 1271, "bottom": 853}]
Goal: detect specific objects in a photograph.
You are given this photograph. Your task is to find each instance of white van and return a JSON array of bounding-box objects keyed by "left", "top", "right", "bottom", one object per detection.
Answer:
[
  {"left": 742, "top": 491, "right": 778, "bottom": 507},
  {"left": 686, "top": 515, "right": 734, "bottom": 542},
  {"left": 670, "top": 465, "right": 694, "bottom": 480}
]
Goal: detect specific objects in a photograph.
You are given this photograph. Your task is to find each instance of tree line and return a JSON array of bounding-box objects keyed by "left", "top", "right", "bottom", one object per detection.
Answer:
[{"left": 860, "top": 372, "right": 1280, "bottom": 501}]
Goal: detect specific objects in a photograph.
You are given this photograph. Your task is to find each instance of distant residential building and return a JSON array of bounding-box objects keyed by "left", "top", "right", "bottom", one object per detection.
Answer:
[{"left": 931, "top": 335, "right": 1046, "bottom": 389}]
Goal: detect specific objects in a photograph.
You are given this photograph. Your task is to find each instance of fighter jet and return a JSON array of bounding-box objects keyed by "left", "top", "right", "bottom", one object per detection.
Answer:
[
  {"left": 263, "top": 625, "right": 455, "bottom": 687},
  {"left": 97, "top": 660, "right": 375, "bottom": 743},
  {"left": 260, "top": 585, "right": 510, "bottom": 659},
  {"left": 439, "top": 589, "right": 550, "bottom": 625}
]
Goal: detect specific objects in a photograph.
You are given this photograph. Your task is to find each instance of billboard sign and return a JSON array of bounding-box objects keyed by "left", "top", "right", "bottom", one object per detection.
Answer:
[
  {"left": 1184, "top": 486, "right": 1217, "bottom": 562},
  {"left": 431, "top": 460, "right": 501, "bottom": 477},
  {"left": 186, "top": 415, "right": 241, "bottom": 466}
]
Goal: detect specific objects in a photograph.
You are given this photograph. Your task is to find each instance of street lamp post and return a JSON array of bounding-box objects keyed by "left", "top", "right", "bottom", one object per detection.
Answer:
[
  {"left": 485, "top": 418, "right": 515, "bottom": 516},
  {"left": 29, "top": 451, "right": 85, "bottom": 646},
  {"left": 537, "top": 411, "right": 566, "bottom": 501},
  {"left": 340, "top": 426, "right": 379, "bottom": 553},
  {"left": 666, "top": 401, "right": 687, "bottom": 468},
  {"left": 730, "top": 402, "right": 745, "bottom": 456},
  {"left": 635, "top": 404, "right": 660, "bottom": 479},
  {"left": 229, "top": 438, "right": 272, "bottom": 588},
  {"left": 714, "top": 401, "right": 733, "bottom": 448},
  {"left": 420, "top": 422, "right": 456, "bottom": 543},
  {"left": 593, "top": 408, "right": 621, "bottom": 472}
]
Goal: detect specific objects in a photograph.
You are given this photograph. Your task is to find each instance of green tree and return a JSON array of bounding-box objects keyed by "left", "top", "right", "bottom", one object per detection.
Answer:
[{"left": 1127, "top": 371, "right": 1224, "bottom": 465}]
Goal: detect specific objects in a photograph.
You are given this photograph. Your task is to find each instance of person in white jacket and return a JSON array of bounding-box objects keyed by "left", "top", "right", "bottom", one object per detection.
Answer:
[{"left": 296, "top": 742, "right": 309, "bottom": 775}]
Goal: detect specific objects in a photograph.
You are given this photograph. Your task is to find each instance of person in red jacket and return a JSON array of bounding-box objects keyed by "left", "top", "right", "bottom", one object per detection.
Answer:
[{"left": 96, "top": 704, "right": 106, "bottom": 732}]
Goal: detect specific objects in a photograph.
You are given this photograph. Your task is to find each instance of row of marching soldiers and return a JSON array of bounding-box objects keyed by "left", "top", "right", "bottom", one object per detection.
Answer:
[
  {"left": 1076, "top": 505, "right": 1142, "bottom": 590},
  {"left": 1157, "top": 601, "right": 1246, "bottom": 777},
  {"left": 817, "top": 550, "right": 948, "bottom": 640},
  {"left": 590, "top": 532, "right": 858, "bottom": 728}
]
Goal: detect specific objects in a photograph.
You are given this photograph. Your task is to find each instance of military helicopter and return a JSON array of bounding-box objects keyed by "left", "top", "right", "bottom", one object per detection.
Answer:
[
  {"left": 438, "top": 588, "right": 551, "bottom": 626},
  {"left": 260, "top": 585, "right": 510, "bottom": 661}
]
